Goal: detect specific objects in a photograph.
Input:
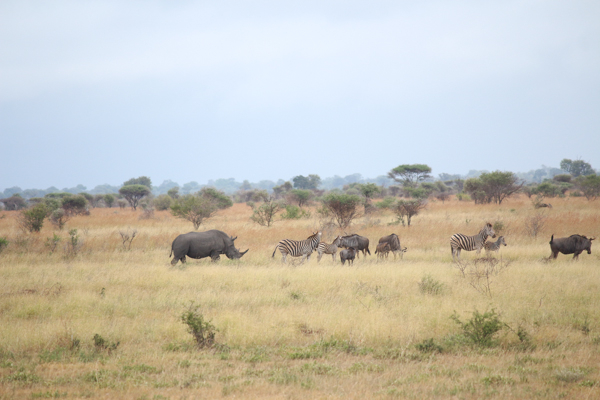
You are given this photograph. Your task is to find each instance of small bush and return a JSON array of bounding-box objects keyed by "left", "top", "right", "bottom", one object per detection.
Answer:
[
  {"left": 181, "top": 302, "right": 218, "bottom": 348},
  {"left": 418, "top": 275, "right": 445, "bottom": 295},
  {"left": 152, "top": 194, "right": 173, "bottom": 211},
  {"left": 49, "top": 208, "right": 69, "bottom": 230},
  {"left": 18, "top": 203, "right": 48, "bottom": 233},
  {"left": 0, "top": 237, "right": 8, "bottom": 253},
  {"left": 93, "top": 334, "right": 119, "bottom": 353},
  {"left": 415, "top": 338, "right": 443, "bottom": 353},
  {"left": 451, "top": 308, "right": 504, "bottom": 348},
  {"left": 280, "top": 204, "right": 310, "bottom": 220}
]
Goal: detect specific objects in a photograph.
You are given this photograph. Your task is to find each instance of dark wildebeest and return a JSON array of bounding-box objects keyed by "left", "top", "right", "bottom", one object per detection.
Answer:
[
  {"left": 375, "top": 242, "right": 391, "bottom": 260},
  {"left": 317, "top": 235, "right": 342, "bottom": 262},
  {"left": 484, "top": 236, "right": 507, "bottom": 254},
  {"left": 170, "top": 230, "right": 248, "bottom": 265},
  {"left": 377, "top": 233, "right": 405, "bottom": 259},
  {"left": 340, "top": 247, "right": 357, "bottom": 265},
  {"left": 549, "top": 234, "right": 595, "bottom": 260},
  {"left": 339, "top": 234, "right": 370, "bottom": 258}
]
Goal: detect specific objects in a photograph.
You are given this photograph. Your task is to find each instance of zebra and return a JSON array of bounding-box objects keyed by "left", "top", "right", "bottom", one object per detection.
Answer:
[
  {"left": 450, "top": 222, "right": 496, "bottom": 262},
  {"left": 316, "top": 235, "right": 342, "bottom": 262},
  {"left": 484, "top": 236, "right": 507, "bottom": 254},
  {"left": 272, "top": 231, "right": 322, "bottom": 264}
]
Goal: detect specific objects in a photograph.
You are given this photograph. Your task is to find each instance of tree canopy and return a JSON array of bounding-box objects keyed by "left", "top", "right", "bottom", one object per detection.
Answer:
[
  {"left": 388, "top": 164, "right": 432, "bottom": 187},
  {"left": 292, "top": 174, "right": 321, "bottom": 190},
  {"left": 119, "top": 185, "right": 151, "bottom": 210},
  {"left": 123, "top": 176, "right": 153, "bottom": 189},
  {"left": 464, "top": 171, "right": 523, "bottom": 204},
  {"left": 560, "top": 159, "right": 595, "bottom": 177}
]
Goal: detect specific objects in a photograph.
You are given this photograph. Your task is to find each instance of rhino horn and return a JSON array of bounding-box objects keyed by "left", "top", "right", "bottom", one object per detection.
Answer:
[
  {"left": 231, "top": 236, "right": 238, "bottom": 241},
  {"left": 240, "top": 249, "right": 249, "bottom": 256}
]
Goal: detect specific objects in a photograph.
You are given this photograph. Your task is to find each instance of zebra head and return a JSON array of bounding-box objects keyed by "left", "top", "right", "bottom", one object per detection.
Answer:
[
  {"left": 498, "top": 236, "right": 507, "bottom": 246},
  {"left": 484, "top": 222, "right": 496, "bottom": 239},
  {"left": 332, "top": 235, "right": 342, "bottom": 246}
]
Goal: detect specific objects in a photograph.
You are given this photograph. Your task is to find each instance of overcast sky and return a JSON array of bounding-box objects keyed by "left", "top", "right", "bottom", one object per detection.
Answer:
[{"left": 1, "top": 0, "right": 599, "bottom": 190}]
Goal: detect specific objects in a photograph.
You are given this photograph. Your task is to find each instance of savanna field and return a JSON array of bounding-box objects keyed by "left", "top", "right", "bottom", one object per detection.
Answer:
[{"left": 0, "top": 196, "right": 599, "bottom": 399}]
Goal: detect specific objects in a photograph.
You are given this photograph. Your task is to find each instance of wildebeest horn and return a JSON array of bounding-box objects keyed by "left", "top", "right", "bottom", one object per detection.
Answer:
[{"left": 591, "top": 237, "right": 596, "bottom": 241}]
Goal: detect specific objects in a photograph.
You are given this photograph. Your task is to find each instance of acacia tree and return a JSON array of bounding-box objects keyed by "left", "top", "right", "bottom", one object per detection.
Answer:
[
  {"left": 288, "top": 189, "right": 313, "bottom": 207},
  {"left": 388, "top": 164, "right": 432, "bottom": 187},
  {"left": 464, "top": 171, "right": 523, "bottom": 205},
  {"left": 123, "top": 176, "right": 153, "bottom": 189},
  {"left": 250, "top": 197, "right": 283, "bottom": 227},
  {"left": 580, "top": 174, "right": 600, "bottom": 200},
  {"left": 393, "top": 199, "right": 426, "bottom": 226},
  {"left": 170, "top": 189, "right": 233, "bottom": 229},
  {"left": 119, "top": 185, "right": 151, "bottom": 210},
  {"left": 292, "top": 174, "right": 321, "bottom": 190},
  {"left": 321, "top": 193, "right": 362, "bottom": 229}
]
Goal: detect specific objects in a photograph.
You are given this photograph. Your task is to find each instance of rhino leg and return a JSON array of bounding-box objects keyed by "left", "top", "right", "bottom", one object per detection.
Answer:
[{"left": 210, "top": 250, "right": 221, "bottom": 262}]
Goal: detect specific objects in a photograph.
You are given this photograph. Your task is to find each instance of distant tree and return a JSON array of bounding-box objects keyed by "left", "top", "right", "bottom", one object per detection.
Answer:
[
  {"left": 123, "top": 176, "right": 153, "bottom": 189},
  {"left": 170, "top": 194, "right": 219, "bottom": 230},
  {"left": 464, "top": 171, "right": 523, "bottom": 205},
  {"left": 357, "top": 183, "right": 381, "bottom": 212},
  {"left": 321, "top": 193, "right": 362, "bottom": 229},
  {"left": 50, "top": 208, "right": 69, "bottom": 230},
  {"left": 560, "top": 159, "right": 594, "bottom": 177},
  {"left": 439, "top": 173, "right": 462, "bottom": 181},
  {"left": 0, "top": 195, "right": 27, "bottom": 210},
  {"left": 153, "top": 194, "right": 173, "bottom": 211},
  {"left": 553, "top": 174, "right": 572, "bottom": 183},
  {"left": 79, "top": 192, "right": 94, "bottom": 205},
  {"left": 103, "top": 194, "right": 116, "bottom": 208},
  {"left": 2, "top": 187, "right": 22, "bottom": 198},
  {"left": 393, "top": 199, "right": 427, "bottom": 226},
  {"left": 199, "top": 187, "right": 233, "bottom": 210},
  {"left": 61, "top": 195, "right": 89, "bottom": 215},
  {"left": 579, "top": 174, "right": 600, "bottom": 200},
  {"left": 45, "top": 192, "right": 72, "bottom": 199},
  {"left": 18, "top": 203, "right": 48, "bottom": 233},
  {"left": 250, "top": 197, "right": 282, "bottom": 227},
  {"left": 167, "top": 187, "right": 180, "bottom": 199},
  {"left": 292, "top": 174, "right": 321, "bottom": 190},
  {"left": 288, "top": 189, "right": 313, "bottom": 207},
  {"left": 119, "top": 185, "right": 151, "bottom": 210},
  {"left": 239, "top": 180, "right": 252, "bottom": 191},
  {"left": 388, "top": 164, "right": 432, "bottom": 187},
  {"left": 272, "top": 181, "right": 293, "bottom": 198}
]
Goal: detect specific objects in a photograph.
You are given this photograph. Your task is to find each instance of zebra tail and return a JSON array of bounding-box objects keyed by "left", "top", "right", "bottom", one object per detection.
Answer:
[{"left": 272, "top": 245, "right": 278, "bottom": 258}]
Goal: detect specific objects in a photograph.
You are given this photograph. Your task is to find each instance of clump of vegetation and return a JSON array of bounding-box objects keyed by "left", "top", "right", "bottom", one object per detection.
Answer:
[
  {"left": 418, "top": 275, "right": 445, "bottom": 295},
  {"left": 320, "top": 193, "right": 362, "bottom": 229},
  {"left": 392, "top": 199, "right": 426, "bottom": 226},
  {"left": 451, "top": 308, "right": 505, "bottom": 348},
  {"left": 49, "top": 208, "right": 69, "bottom": 230},
  {"left": 65, "top": 229, "right": 82, "bottom": 257},
  {"left": 415, "top": 338, "right": 443, "bottom": 354},
  {"left": 0, "top": 237, "right": 8, "bottom": 254},
  {"left": 17, "top": 203, "right": 48, "bottom": 233},
  {"left": 171, "top": 188, "right": 232, "bottom": 229},
  {"left": 280, "top": 204, "right": 310, "bottom": 220},
  {"left": 181, "top": 302, "right": 218, "bottom": 348},
  {"left": 250, "top": 197, "right": 282, "bottom": 227},
  {"left": 119, "top": 228, "right": 138, "bottom": 250},
  {"left": 93, "top": 334, "right": 119, "bottom": 353},
  {"left": 45, "top": 233, "right": 61, "bottom": 253}
]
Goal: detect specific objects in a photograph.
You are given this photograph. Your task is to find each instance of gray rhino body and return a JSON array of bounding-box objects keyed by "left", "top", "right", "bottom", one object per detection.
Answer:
[{"left": 170, "top": 230, "right": 248, "bottom": 265}]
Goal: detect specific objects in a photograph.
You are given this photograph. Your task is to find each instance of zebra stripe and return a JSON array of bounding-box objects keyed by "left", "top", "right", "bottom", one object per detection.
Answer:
[
  {"left": 484, "top": 236, "right": 506, "bottom": 253},
  {"left": 317, "top": 235, "right": 342, "bottom": 262},
  {"left": 272, "top": 231, "right": 322, "bottom": 263},
  {"left": 450, "top": 223, "right": 495, "bottom": 261}
]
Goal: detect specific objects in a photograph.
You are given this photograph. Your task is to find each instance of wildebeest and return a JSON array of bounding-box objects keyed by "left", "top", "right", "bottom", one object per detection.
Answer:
[
  {"left": 375, "top": 242, "right": 391, "bottom": 260},
  {"left": 484, "top": 236, "right": 507, "bottom": 254},
  {"left": 339, "top": 234, "right": 370, "bottom": 258},
  {"left": 317, "top": 235, "right": 342, "bottom": 262},
  {"left": 170, "top": 230, "right": 248, "bottom": 265},
  {"left": 377, "top": 233, "right": 405, "bottom": 259},
  {"left": 549, "top": 234, "right": 595, "bottom": 260},
  {"left": 340, "top": 247, "right": 357, "bottom": 265}
]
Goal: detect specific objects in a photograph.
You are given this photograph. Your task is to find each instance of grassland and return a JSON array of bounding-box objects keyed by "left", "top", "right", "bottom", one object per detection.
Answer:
[{"left": 0, "top": 196, "right": 599, "bottom": 399}]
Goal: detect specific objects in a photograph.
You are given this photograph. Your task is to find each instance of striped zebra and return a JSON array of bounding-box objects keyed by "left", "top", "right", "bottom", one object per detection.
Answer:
[
  {"left": 484, "top": 236, "right": 507, "bottom": 254},
  {"left": 272, "top": 231, "right": 322, "bottom": 264},
  {"left": 317, "top": 235, "right": 342, "bottom": 262},
  {"left": 450, "top": 222, "right": 496, "bottom": 261}
]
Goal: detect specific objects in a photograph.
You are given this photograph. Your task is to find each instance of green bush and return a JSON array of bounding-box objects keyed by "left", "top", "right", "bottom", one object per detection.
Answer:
[
  {"left": 18, "top": 203, "right": 48, "bottom": 232},
  {"left": 0, "top": 237, "right": 8, "bottom": 253},
  {"left": 375, "top": 197, "right": 396, "bottom": 209},
  {"left": 152, "top": 194, "right": 173, "bottom": 211},
  {"left": 181, "top": 302, "right": 218, "bottom": 348},
  {"left": 280, "top": 204, "right": 310, "bottom": 220},
  {"left": 451, "top": 308, "right": 504, "bottom": 348},
  {"left": 418, "top": 275, "right": 445, "bottom": 295}
]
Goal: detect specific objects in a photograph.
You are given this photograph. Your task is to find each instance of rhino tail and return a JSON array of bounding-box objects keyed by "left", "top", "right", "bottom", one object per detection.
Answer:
[{"left": 549, "top": 234, "right": 554, "bottom": 245}]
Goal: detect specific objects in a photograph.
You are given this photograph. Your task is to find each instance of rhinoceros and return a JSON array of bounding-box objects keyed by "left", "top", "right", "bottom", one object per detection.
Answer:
[{"left": 170, "top": 230, "right": 248, "bottom": 265}]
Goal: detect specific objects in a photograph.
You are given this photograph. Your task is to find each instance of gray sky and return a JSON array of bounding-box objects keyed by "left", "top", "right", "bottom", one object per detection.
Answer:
[{"left": 1, "top": 0, "right": 599, "bottom": 190}]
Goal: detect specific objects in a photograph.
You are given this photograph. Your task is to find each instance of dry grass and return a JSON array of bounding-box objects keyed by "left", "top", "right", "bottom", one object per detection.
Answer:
[{"left": 0, "top": 196, "right": 599, "bottom": 399}]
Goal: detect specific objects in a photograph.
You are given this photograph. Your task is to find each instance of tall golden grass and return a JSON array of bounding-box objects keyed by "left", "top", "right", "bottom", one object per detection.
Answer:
[{"left": 0, "top": 195, "right": 598, "bottom": 399}]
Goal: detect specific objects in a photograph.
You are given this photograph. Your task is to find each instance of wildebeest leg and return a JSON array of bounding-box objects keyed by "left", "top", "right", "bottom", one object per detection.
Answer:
[{"left": 573, "top": 251, "right": 581, "bottom": 260}]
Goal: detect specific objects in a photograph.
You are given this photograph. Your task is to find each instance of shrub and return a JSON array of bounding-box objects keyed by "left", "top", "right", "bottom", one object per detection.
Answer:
[
  {"left": 93, "top": 334, "right": 120, "bottom": 353},
  {"left": 392, "top": 199, "right": 426, "bottom": 226},
  {"left": 451, "top": 308, "right": 504, "bottom": 348},
  {"left": 181, "top": 302, "right": 218, "bottom": 348},
  {"left": 50, "top": 209, "right": 69, "bottom": 230},
  {"left": 171, "top": 194, "right": 218, "bottom": 230},
  {"left": 321, "top": 193, "right": 362, "bottom": 229},
  {"left": 151, "top": 194, "right": 171, "bottom": 211},
  {"left": 61, "top": 195, "right": 88, "bottom": 216},
  {"left": 418, "top": 275, "right": 445, "bottom": 295},
  {"left": 18, "top": 203, "right": 48, "bottom": 233},
  {"left": 280, "top": 204, "right": 310, "bottom": 220},
  {"left": 375, "top": 197, "right": 396, "bottom": 209},
  {"left": 250, "top": 198, "right": 282, "bottom": 227},
  {"left": 415, "top": 338, "right": 443, "bottom": 353},
  {"left": 0, "top": 237, "right": 8, "bottom": 253},
  {"left": 119, "top": 185, "right": 151, "bottom": 210},
  {"left": 103, "top": 194, "right": 115, "bottom": 208}
]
